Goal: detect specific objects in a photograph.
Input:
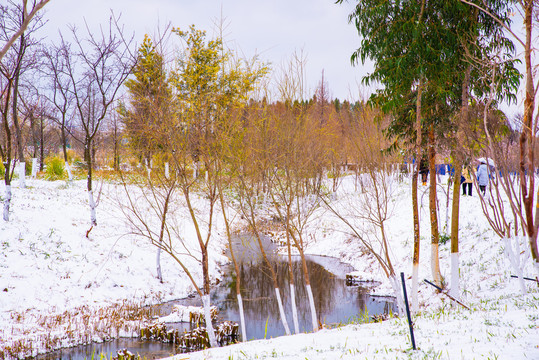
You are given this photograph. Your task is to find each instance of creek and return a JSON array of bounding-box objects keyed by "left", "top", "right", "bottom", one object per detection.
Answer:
[{"left": 35, "top": 234, "right": 394, "bottom": 359}]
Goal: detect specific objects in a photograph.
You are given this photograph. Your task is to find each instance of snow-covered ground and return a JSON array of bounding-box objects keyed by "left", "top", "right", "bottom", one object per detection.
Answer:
[{"left": 1, "top": 174, "right": 538, "bottom": 359}]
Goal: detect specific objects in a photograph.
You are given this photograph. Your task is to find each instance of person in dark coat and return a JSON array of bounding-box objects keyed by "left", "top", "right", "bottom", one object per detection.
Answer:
[{"left": 419, "top": 157, "right": 429, "bottom": 185}]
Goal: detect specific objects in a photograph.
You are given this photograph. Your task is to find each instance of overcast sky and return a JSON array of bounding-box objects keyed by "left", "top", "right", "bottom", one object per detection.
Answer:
[{"left": 37, "top": 0, "right": 375, "bottom": 102}]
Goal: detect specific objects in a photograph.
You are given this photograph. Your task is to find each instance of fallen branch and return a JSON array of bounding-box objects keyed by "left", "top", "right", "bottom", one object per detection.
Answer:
[{"left": 423, "top": 279, "right": 470, "bottom": 310}]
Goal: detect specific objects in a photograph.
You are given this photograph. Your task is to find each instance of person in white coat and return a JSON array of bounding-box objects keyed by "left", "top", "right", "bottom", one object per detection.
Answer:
[{"left": 476, "top": 160, "right": 489, "bottom": 195}]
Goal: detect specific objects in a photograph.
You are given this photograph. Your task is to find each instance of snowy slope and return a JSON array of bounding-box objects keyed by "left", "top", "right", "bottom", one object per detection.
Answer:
[{"left": 0, "top": 174, "right": 538, "bottom": 359}]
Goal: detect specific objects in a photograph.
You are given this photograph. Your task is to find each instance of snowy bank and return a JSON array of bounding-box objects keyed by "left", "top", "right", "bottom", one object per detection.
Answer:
[{"left": 0, "top": 174, "right": 538, "bottom": 359}]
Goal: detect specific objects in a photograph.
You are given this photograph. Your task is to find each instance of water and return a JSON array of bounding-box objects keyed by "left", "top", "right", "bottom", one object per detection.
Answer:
[
  {"left": 34, "top": 339, "right": 176, "bottom": 360},
  {"left": 213, "top": 234, "right": 393, "bottom": 339},
  {"left": 35, "top": 234, "right": 393, "bottom": 359}
]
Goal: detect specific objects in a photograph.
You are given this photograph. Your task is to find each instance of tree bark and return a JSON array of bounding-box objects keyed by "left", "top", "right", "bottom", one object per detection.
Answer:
[
  {"left": 428, "top": 125, "right": 441, "bottom": 287},
  {"left": 520, "top": 2, "right": 539, "bottom": 271},
  {"left": 450, "top": 65, "right": 471, "bottom": 300}
]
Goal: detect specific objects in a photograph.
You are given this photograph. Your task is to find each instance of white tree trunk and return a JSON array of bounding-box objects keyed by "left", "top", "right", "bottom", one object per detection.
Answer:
[
  {"left": 65, "top": 162, "right": 73, "bottom": 181},
  {"left": 237, "top": 293, "right": 247, "bottom": 341},
  {"left": 306, "top": 284, "right": 319, "bottom": 331},
  {"left": 431, "top": 243, "right": 441, "bottom": 285},
  {"left": 274, "top": 287, "right": 291, "bottom": 335},
  {"left": 193, "top": 161, "right": 198, "bottom": 179},
  {"left": 89, "top": 190, "right": 97, "bottom": 226},
  {"left": 411, "top": 263, "right": 419, "bottom": 314},
  {"left": 165, "top": 162, "right": 169, "bottom": 179},
  {"left": 18, "top": 162, "right": 25, "bottom": 188},
  {"left": 504, "top": 237, "right": 527, "bottom": 295},
  {"left": 450, "top": 252, "right": 459, "bottom": 302},
  {"left": 202, "top": 294, "right": 218, "bottom": 347},
  {"left": 31, "top": 158, "right": 38, "bottom": 178},
  {"left": 3, "top": 185, "right": 11, "bottom": 221},
  {"left": 156, "top": 246, "right": 163, "bottom": 282},
  {"left": 289, "top": 283, "right": 299, "bottom": 334},
  {"left": 388, "top": 274, "right": 405, "bottom": 316}
]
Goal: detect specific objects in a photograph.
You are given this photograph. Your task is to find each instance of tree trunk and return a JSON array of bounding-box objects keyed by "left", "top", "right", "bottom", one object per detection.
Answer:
[
  {"left": 450, "top": 158, "right": 462, "bottom": 300},
  {"left": 3, "top": 185, "right": 11, "bottom": 222},
  {"left": 202, "top": 294, "right": 218, "bottom": 347},
  {"left": 521, "top": 2, "right": 539, "bottom": 273},
  {"left": 253, "top": 230, "right": 290, "bottom": 335},
  {"left": 12, "top": 68, "right": 26, "bottom": 188},
  {"left": 61, "top": 127, "right": 73, "bottom": 181},
  {"left": 274, "top": 287, "right": 290, "bottom": 335},
  {"left": 155, "top": 187, "right": 173, "bottom": 283},
  {"left": 39, "top": 116, "right": 44, "bottom": 171},
  {"left": 86, "top": 139, "right": 97, "bottom": 226},
  {"left": 298, "top": 245, "right": 318, "bottom": 331},
  {"left": 31, "top": 158, "right": 38, "bottom": 178},
  {"left": 12, "top": 35, "right": 25, "bottom": 166},
  {"left": 2, "top": 85, "right": 13, "bottom": 221},
  {"left": 18, "top": 162, "right": 25, "bottom": 188},
  {"left": 411, "top": 80, "right": 422, "bottom": 313},
  {"left": 388, "top": 274, "right": 405, "bottom": 315},
  {"left": 305, "top": 283, "right": 318, "bottom": 331},
  {"left": 450, "top": 65, "right": 470, "bottom": 301},
  {"left": 237, "top": 293, "right": 247, "bottom": 341},
  {"left": 428, "top": 126, "right": 441, "bottom": 287},
  {"left": 285, "top": 209, "right": 300, "bottom": 334},
  {"left": 289, "top": 283, "right": 299, "bottom": 333},
  {"left": 504, "top": 237, "right": 527, "bottom": 294},
  {"left": 218, "top": 186, "right": 247, "bottom": 341}
]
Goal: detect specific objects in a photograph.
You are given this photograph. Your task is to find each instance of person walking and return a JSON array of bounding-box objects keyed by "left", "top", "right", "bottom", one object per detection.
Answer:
[
  {"left": 419, "top": 157, "right": 429, "bottom": 186},
  {"left": 461, "top": 166, "right": 473, "bottom": 196},
  {"left": 477, "top": 160, "right": 489, "bottom": 195}
]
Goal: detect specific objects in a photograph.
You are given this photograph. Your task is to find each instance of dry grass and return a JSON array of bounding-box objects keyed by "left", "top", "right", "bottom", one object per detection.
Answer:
[{"left": 0, "top": 300, "right": 154, "bottom": 359}]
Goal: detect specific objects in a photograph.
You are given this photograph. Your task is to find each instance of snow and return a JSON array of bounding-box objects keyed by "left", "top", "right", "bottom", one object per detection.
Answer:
[
  {"left": 1, "top": 174, "right": 538, "bottom": 359},
  {"left": 157, "top": 305, "right": 215, "bottom": 323}
]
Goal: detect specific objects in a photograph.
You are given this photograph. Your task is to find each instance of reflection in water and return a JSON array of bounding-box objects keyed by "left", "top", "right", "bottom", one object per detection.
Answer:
[
  {"left": 212, "top": 234, "right": 394, "bottom": 340},
  {"left": 35, "top": 234, "right": 393, "bottom": 359}
]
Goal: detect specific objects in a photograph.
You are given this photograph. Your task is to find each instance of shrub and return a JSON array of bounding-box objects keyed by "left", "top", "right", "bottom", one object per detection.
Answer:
[
  {"left": 45, "top": 156, "right": 65, "bottom": 180},
  {"left": 439, "top": 233, "right": 450, "bottom": 245},
  {"left": 0, "top": 160, "right": 4, "bottom": 177}
]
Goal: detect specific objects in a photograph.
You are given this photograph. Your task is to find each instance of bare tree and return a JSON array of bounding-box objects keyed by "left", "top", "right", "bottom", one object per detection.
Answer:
[
  {"left": 0, "top": 0, "right": 50, "bottom": 62},
  {"left": 53, "top": 15, "right": 134, "bottom": 227},
  {"left": 0, "top": 0, "right": 47, "bottom": 219},
  {"left": 461, "top": 0, "right": 539, "bottom": 277},
  {"left": 323, "top": 166, "right": 405, "bottom": 314},
  {"left": 42, "top": 41, "right": 78, "bottom": 181}
]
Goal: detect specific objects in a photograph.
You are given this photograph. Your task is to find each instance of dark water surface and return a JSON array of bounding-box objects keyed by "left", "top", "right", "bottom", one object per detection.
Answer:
[{"left": 35, "top": 234, "right": 393, "bottom": 359}]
